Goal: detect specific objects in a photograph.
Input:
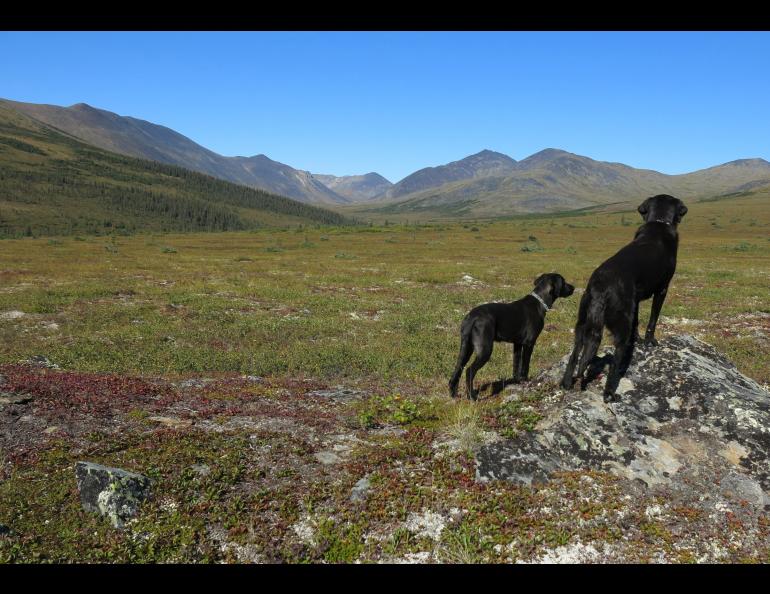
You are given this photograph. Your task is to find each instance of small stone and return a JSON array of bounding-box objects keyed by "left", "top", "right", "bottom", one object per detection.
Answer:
[
  {"left": 148, "top": 416, "right": 193, "bottom": 429},
  {"left": 75, "top": 461, "right": 152, "bottom": 529},
  {"left": 404, "top": 510, "right": 446, "bottom": 541},
  {"left": 43, "top": 426, "right": 60, "bottom": 435},
  {"left": 242, "top": 375, "right": 264, "bottom": 383},
  {"left": 175, "top": 378, "right": 210, "bottom": 390},
  {"left": 1, "top": 394, "right": 33, "bottom": 406},
  {"left": 350, "top": 476, "right": 371, "bottom": 503},
  {"left": 26, "top": 355, "right": 59, "bottom": 369},
  {"left": 189, "top": 463, "right": 211, "bottom": 477},
  {"left": 307, "top": 386, "right": 367, "bottom": 402},
  {"left": 0, "top": 310, "right": 25, "bottom": 320},
  {"left": 314, "top": 451, "right": 343, "bottom": 465}
]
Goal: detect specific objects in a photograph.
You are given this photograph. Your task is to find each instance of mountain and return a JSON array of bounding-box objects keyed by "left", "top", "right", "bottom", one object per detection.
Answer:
[
  {"left": 349, "top": 148, "right": 770, "bottom": 220},
  {"left": 1, "top": 99, "right": 349, "bottom": 206},
  {"left": 379, "top": 149, "right": 518, "bottom": 200},
  {"left": 313, "top": 172, "right": 392, "bottom": 201},
  {"left": 0, "top": 103, "right": 353, "bottom": 237}
]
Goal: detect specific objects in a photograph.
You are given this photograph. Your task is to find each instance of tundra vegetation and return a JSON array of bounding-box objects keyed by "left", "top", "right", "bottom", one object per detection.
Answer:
[{"left": 0, "top": 191, "right": 768, "bottom": 562}]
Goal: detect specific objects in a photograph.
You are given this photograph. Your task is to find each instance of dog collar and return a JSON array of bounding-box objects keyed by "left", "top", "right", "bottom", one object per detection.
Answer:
[{"left": 529, "top": 292, "right": 550, "bottom": 312}]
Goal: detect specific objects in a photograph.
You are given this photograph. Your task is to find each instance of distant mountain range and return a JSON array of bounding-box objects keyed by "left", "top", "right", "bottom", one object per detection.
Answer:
[
  {"left": 3, "top": 98, "right": 769, "bottom": 220},
  {"left": 312, "top": 172, "right": 392, "bottom": 201},
  {"left": 353, "top": 148, "right": 770, "bottom": 219}
]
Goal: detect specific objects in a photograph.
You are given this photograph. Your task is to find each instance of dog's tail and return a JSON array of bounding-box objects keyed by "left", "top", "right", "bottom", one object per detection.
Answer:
[
  {"left": 449, "top": 316, "right": 475, "bottom": 396},
  {"left": 577, "top": 287, "right": 606, "bottom": 367},
  {"left": 562, "top": 288, "right": 605, "bottom": 388}
]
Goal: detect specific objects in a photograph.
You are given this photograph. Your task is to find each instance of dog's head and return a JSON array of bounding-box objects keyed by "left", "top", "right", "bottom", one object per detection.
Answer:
[
  {"left": 534, "top": 273, "right": 575, "bottom": 301},
  {"left": 637, "top": 194, "right": 688, "bottom": 226}
]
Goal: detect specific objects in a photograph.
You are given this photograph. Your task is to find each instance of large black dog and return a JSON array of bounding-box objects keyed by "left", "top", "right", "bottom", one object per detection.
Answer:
[
  {"left": 450, "top": 273, "right": 575, "bottom": 400},
  {"left": 560, "top": 194, "right": 688, "bottom": 401}
]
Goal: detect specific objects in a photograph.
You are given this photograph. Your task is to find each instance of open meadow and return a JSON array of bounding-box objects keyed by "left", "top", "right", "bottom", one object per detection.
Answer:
[{"left": 1, "top": 192, "right": 769, "bottom": 562}]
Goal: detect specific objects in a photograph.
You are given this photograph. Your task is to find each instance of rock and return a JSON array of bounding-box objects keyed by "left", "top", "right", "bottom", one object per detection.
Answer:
[
  {"left": 43, "top": 426, "right": 60, "bottom": 435},
  {"left": 0, "top": 374, "right": 6, "bottom": 386},
  {"left": 350, "top": 476, "right": 371, "bottom": 503},
  {"left": 148, "top": 416, "right": 193, "bottom": 429},
  {"left": 0, "top": 310, "right": 25, "bottom": 320},
  {"left": 404, "top": 510, "right": 446, "bottom": 541},
  {"left": 189, "top": 463, "right": 211, "bottom": 478},
  {"left": 241, "top": 375, "right": 264, "bottom": 383},
  {"left": 517, "top": 541, "right": 604, "bottom": 564},
  {"left": 0, "top": 394, "right": 32, "bottom": 405},
  {"left": 175, "top": 378, "right": 211, "bottom": 390},
  {"left": 307, "top": 386, "right": 367, "bottom": 402},
  {"left": 75, "top": 462, "right": 152, "bottom": 528},
  {"left": 477, "top": 335, "right": 770, "bottom": 508},
  {"left": 26, "top": 355, "right": 59, "bottom": 369},
  {"left": 314, "top": 451, "right": 343, "bottom": 465}
]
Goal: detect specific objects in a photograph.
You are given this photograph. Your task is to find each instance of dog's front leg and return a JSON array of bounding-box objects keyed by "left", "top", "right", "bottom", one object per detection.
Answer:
[
  {"left": 644, "top": 287, "right": 668, "bottom": 346},
  {"left": 513, "top": 343, "right": 523, "bottom": 383},
  {"left": 521, "top": 344, "right": 534, "bottom": 381},
  {"left": 632, "top": 300, "right": 641, "bottom": 343}
]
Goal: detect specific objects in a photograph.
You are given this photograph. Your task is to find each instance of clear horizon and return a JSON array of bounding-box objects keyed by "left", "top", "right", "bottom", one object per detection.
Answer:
[{"left": 2, "top": 31, "right": 769, "bottom": 183}]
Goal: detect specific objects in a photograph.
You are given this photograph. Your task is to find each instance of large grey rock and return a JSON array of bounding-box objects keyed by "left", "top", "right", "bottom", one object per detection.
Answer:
[
  {"left": 75, "top": 462, "right": 153, "bottom": 528},
  {"left": 477, "top": 335, "right": 770, "bottom": 509}
]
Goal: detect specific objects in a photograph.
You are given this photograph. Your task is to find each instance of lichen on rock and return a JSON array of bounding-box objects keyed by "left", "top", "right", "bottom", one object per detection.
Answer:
[
  {"left": 75, "top": 461, "right": 153, "bottom": 528},
  {"left": 476, "top": 335, "right": 770, "bottom": 510}
]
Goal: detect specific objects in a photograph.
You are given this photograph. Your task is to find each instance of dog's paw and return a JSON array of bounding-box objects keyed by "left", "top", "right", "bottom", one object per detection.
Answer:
[
  {"left": 560, "top": 378, "right": 574, "bottom": 391},
  {"left": 643, "top": 336, "right": 659, "bottom": 347},
  {"left": 603, "top": 391, "right": 619, "bottom": 403}
]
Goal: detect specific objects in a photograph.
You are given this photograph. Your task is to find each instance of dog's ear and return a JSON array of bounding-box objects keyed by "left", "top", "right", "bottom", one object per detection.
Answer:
[
  {"left": 551, "top": 274, "right": 564, "bottom": 297},
  {"left": 678, "top": 203, "right": 688, "bottom": 218},
  {"left": 534, "top": 274, "right": 548, "bottom": 287},
  {"left": 638, "top": 197, "right": 652, "bottom": 218}
]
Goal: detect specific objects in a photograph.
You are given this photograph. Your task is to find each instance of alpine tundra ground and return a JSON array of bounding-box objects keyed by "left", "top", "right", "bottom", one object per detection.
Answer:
[{"left": 0, "top": 192, "right": 768, "bottom": 562}]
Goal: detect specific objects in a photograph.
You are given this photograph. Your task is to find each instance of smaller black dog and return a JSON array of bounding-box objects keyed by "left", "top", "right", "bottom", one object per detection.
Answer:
[{"left": 449, "top": 273, "right": 575, "bottom": 400}]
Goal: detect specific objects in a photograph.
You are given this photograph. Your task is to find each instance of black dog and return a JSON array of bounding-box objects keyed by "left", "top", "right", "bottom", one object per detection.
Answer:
[
  {"left": 560, "top": 194, "right": 688, "bottom": 401},
  {"left": 449, "top": 273, "right": 575, "bottom": 400}
]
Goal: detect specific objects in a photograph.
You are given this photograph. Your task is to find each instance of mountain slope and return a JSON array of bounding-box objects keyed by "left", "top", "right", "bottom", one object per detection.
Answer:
[
  {"left": 380, "top": 149, "right": 518, "bottom": 200},
  {"left": 350, "top": 148, "right": 770, "bottom": 220},
  {"left": 1, "top": 99, "right": 348, "bottom": 206},
  {"left": 313, "top": 172, "right": 392, "bottom": 201},
  {"left": 0, "top": 104, "right": 353, "bottom": 237}
]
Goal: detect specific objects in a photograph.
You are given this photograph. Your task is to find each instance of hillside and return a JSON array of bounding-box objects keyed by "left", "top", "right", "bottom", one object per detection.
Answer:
[
  {"left": 349, "top": 149, "right": 770, "bottom": 221},
  {"left": 379, "top": 149, "right": 518, "bottom": 201},
  {"left": 0, "top": 105, "right": 353, "bottom": 238},
  {"left": 1, "top": 99, "right": 348, "bottom": 206}
]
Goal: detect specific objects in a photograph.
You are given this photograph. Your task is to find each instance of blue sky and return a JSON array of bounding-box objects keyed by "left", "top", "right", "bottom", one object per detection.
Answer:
[{"left": 2, "top": 31, "right": 769, "bottom": 182}]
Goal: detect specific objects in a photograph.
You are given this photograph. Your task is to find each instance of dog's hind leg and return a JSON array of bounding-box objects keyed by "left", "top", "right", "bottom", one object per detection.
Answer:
[
  {"left": 604, "top": 314, "right": 634, "bottom": 402},
  {"left": 561, "top": 293, "right": 590, "bottom": 389},
  {"left": 465, "top": 325, "right": 493, "bottom": 401},
  {"left": 449, "top": 334, "right": 473, "bottom": 398}
]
